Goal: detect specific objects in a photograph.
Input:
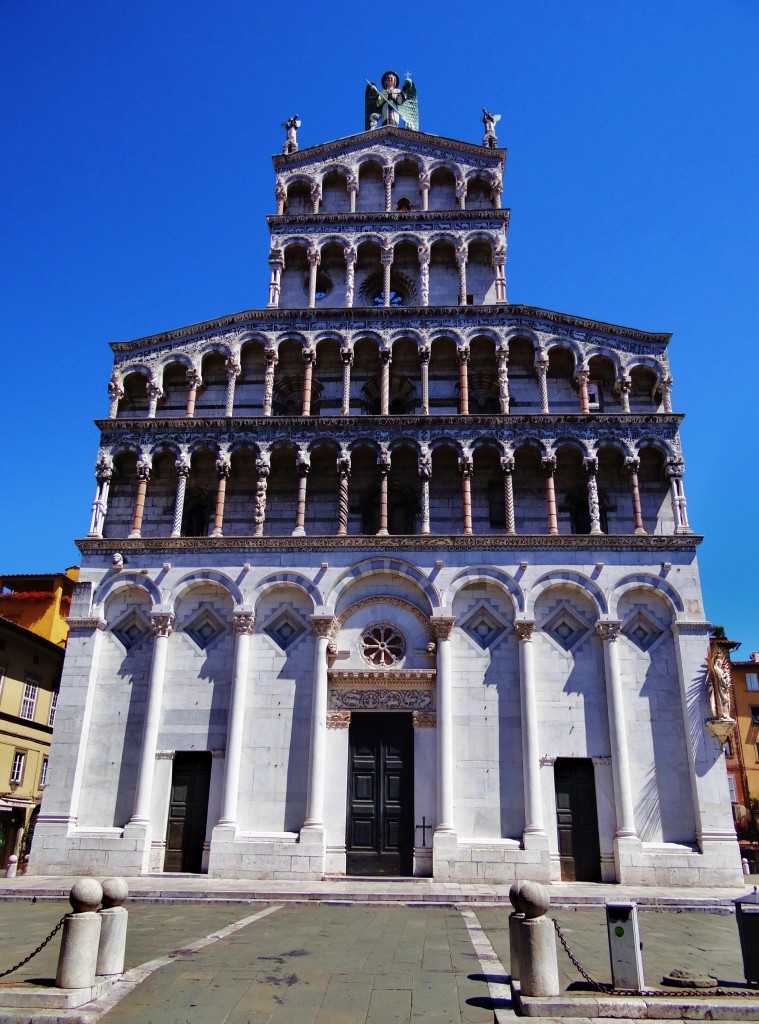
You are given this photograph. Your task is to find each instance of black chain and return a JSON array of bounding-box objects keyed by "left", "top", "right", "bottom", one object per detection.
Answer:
[
  {"left": 0, "top": 916, "right": 66, "bottom": 979},
  {"left": 551, "top": 917, "right": 758, "bottom": 999}
]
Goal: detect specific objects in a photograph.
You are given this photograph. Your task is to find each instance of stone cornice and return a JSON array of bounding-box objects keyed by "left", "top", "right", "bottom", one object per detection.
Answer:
[
  {"left": 267, "top": 209, "right": 510, "bottom": 228},
  {"left": 96, "top": 413, "right": 684, "bottom": 432},
  {"left": 109, "top": 304, "right": 671, "bottom": 354},
  {"left": 329, "top": 669, "right": 436, "bottom": 687},
  {"left": 272, "top": 125, "right": 506, "bottom": 168},
  {"left": 77, "top": 534, "right": 702, "bottom": 555}
]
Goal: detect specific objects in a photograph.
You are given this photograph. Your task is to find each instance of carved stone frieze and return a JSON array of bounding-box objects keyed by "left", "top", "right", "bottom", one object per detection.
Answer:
[
  {"left": 329, "top": 688, "right": 433, "bottom": 711},
  {"left": 329, "top": 670, "right": 436, "bottom": 688}
]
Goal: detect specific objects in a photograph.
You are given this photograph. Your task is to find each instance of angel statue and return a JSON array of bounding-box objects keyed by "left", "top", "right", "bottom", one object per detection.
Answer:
[{"left": 365, "top": 71, "right": 419, "bottom": 132}]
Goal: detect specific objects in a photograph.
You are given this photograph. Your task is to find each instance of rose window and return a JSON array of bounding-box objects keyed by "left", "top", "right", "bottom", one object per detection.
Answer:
[{"left": 360, "top": 623, "right": 405, "bottom": 667}]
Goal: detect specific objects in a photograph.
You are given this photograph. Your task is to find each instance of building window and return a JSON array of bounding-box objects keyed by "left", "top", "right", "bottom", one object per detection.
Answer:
[
  {"left": 751, "top": 705, "right": 759, "bottom": 726},
  {"left": 48, "top": 691, "right": 58, "bottom": 728},
  {"left": 747, "top": 673, "right": 759, "bottom": 691},
  {"left": 587, "top": 380, "right": 603, "bottom": 411},
  {"left": 727, "top": 775, "right": 738, "bottom": 803},
  {"left": 725, "top": 738, "right": 733, "bottom": 757},
  {"left": 40, "top": 757, "right": 49, "bottom": 787},
  {"left": 20, "top": 679, "right": 38, "bottom": 721},
  {"left": 10, "top": 751, "right": 25, "bottom": 785}
]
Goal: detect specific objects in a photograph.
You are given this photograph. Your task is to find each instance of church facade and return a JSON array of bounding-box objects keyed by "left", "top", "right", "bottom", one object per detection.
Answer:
[{"left": 30, "top": 79, "right": 742, "bottom": 886}]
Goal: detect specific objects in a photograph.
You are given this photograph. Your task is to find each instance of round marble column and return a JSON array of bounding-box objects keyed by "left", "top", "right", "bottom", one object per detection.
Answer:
[
  {"left": 303, "top": 616, "right": 334, "bottom": 831},
  {"left": 217, "top": 612, "right": 254, "bottom": 827},
  {"left": 431, "top": 616, "right": 456, "bottom": 834},
  {"left": 130, "top": 613, "right": 174, "bottom": 825}
]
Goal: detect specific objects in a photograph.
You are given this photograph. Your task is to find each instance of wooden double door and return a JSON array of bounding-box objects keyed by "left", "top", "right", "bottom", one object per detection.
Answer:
[
  {"left": 346, "top": 713, "right": 414, "bottom": 876},
  {"left": 554, "top": 758, "right": 602, "bottom": 882},
  {"left": 164, "top": 752, "right": 211, "bottom": 873}
]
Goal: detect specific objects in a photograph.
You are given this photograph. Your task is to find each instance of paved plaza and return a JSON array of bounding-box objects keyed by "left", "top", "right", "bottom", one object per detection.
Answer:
[{"left": 0, "top": 881, "right": 754, "bottom": 1023}]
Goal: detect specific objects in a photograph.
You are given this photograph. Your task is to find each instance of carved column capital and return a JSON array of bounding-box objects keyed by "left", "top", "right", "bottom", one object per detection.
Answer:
[
  {"left": 233, "top": 612, "right": 255, "bottom": 636},
  {"left": 455, "top": 240, "right": 468, "bottom": 266},
  {"left": 596, "top": 621, "right": 622, "bottom": 642},
  {"left": 344, "top": 244, "right": 357, "bottom": 266},
  {"left": 382, "top": 165, "right": 395, "bottom": 184},
  {"left": 146, "top": 381, "right": 163, "bottom": 401},
  {"left": 380, "top": 246, "right": 394, "bottom": 268},
  {"left": 296, "top": 451, "right": 311, "bottom": 474},
  {"left": 216, "top": 455, "right": 231, "bottom": 478},
  {"left": 514, "top": 620, "right": 535, "bottom": 642},
  {"left": 665, "top": 458, "right": 685, "bottom": 479},
  {"left": 186, "top": 368, "right": 203, "bottom": 389},
  {"left": 337, "top": 454, "right": 352, "bottom": 477},
  {"left": 265, "top": 348, "right": 278, "bottom": 368},
  {"left": 417, "top": 243, "right": 430, "bottom": 267},
  {"left": 540, "top": 455, "right": 556, "bottom": 477},
  {"left": 457, "top": 344, "right": 470, "bottom": 363},
  {"left": 302, "top": 346, "right": 316, "bottom": 367},
  {"left": 108, "top": 375, "right": 124, "bottom": 400},
  {"left": 307, "top": 247, "right": 321, "bottom": 268},
  {"left": 268, "top": 247, "right": 285, "bottom": 269},
  {"left": 175, "top": 457, "right": 191, "bottom": 478},
  {"left": 624, "top": 456, "right": 640, "bottom": 475},
  {"left": 340, "top": 346, "right": 354, "bottom": 366},
  {"left": 226, "top": 359, "right": 241, "bottom": 379},
  {"left": 418, "top": 345, "right": 430, "bottom": 364},
  {"left": 255, "top": 453, "right": 271, "bottom": 478},
  {"left": 430, "top": 616, "right": 455, "bottom": 640},
  {"left": 500, "top": 454, "right": 515, "bottom": 474},
  {"left": 583, "top": 456, "right": 598, "bottom": 475},
  {"left": 310, "top": 615, "right": 335, "bottom": 639},
  {"left": 418, "top": 450, "right": 432, "bottom": 480},
  {"left": 95, "top": 455, "right": 113, "bottom": 482},
  {"left": 136, "top": 456, "right": 152, "bottom": 482},
  {"left": 150, "top": 612, "right": 174, "bottom": 638},
  {"left": 459, "top": 456, "right": 473, "bottom": 478}
]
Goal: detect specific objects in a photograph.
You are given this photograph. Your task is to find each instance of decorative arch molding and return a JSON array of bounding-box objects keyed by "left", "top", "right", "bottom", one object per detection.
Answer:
[
  {"left": 503, "top": 328, "right": 541, "bottom": 351},
  {"left": 584, "top": 347, "right": 624, "bottom": 374},
  {"left": 526, "top": 570, "right": 607, "bottom": 618},
  {"left": 333, "top": 596, "right": 435, "bottom": 642},
  {"left": 609, "top": 573, "right": 684, "bottom": 618},
  {"left": 94, "top": 572, "right": 162, "bottom": 613},
  {"left": 198, "top": 341, "right": 235, "bottom": 364},
  {"left": 445, "top": 566, "right": 525, "bottom": 613},
  {"left": 252, "top": 571, "right": 323, "bottom": 612},
  {"left": 119, "top": 365, "right": 153, "bottom": 384},
  {"left": 328, "top": 557, "right": 440, "bottom": 613},
  {"left": 553, "top": 437, "right": 592, "bottom": 459},
  {"left": 545, "top": 338, "right": 583, "bottom": 368},
  {"left": 168, "top": 570, "right": 244, "bottom": 609}
]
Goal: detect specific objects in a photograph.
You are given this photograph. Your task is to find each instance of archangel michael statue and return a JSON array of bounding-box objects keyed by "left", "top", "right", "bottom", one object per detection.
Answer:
[{"left": 365, "top": 71, "right": 419, "bottom": 132}]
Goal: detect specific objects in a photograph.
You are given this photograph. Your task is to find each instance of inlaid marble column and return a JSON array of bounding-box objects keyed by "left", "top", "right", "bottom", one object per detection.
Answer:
[
  {"left": 497, "top": 346, "right": 510, "bottom": 412},
  {"left": 344, "top": 245, "right": 357, "bottom": 308},
  {"left": 253, "top": 454, "right": 270, "bottom": 536},
  {"left": 307, "top": 248, "right": 320, "bottom": 308},
  {"left": 457, "top": 345, "right": 470, "bottom": 414},
  {"left": 217, "top": 611, "right": 254, "bottom": 828},
  {"left": 336, "top": 455, "right": 351, "bottom": 535},
  {"left": 211, "top": 455, "right": 230, "bottom": 537},
  {"left": 170, "top": 457, "right": 190, "bottom": 537},
  {"left": 129, "top": 612, "right": 174, "bottom": 826},
  {"left": 660, "top": 373, "right": 673, "bottom": 413},
  {"left": 536, "top": 354, "right": 549, "bottom": 413},
  {"left": 88, "top": 457, "right": 113, "bottom": 537},
  {"left": 542, "top": 456, "right": 558, "bottom": 535},
  {"left": 419, "top": 170, "right": 430, "bottom": 211},
  {"left": 456, "top": 241, "right": 468, "bottom": 305},
  {"left": 275, "top": 179, "right": 286, "bottom": 215},
  {"left": 624, "top": 457, "right": 646, "bottom": 535},
  {"left": 146, "top": 382, "right": 163, "bottom": 419},
  {"left": 262, "top": 350, "right": 277, "bottom": 416},
  {"left": 340, "top": 346, "right": 353, "bottom": 415},
  {"left": 224, "top": 359, "right": 240, "bottom": 417},
  {"left": 303, "top": 615, "right": 335, "bottom": 833},
  {"left": 618, "top": 376, "right": 631, "bottom": 413},
  {"left": 576, "top": 368, "right": 591, "bottom": 414},
  {"left": 455, "top": 177, "right": 466, "bottom": 210},
  {"left": 381, "top": 246, "right": 394, "bottom": 307},
  {"left": 129, "top": 457, "right": 151, "bottom": 538},
  {"left": 584, "top": 457, "right": 603, "bottom": 534},
  {"left": 419, "top": 346, "right": 430, "bottom": 414},
  {"left": 596, "top": 622, "right": 638, "bottom": 840},
  {"left": 430, "top": 616, "right": 456, "bottom": 834},
  {"left": 380, "top": 349, "right": 391, "bottom": 414},
  {"left": 515, "top": 620, "right": 545, "bottom": 836},
  {"left": 383, "top": 165, "right": 394, "bottom": 212},
  {"left": 185, "top": 369, "right": 202, "bottom": 418},
  {"left": 667, "top": 460, "right": 691, "bottom": 534},
  {"left": 267, "top": 248, "right": 284, "bottom": 307},
  {"left": 302, "top": 347, "right": 316, "bottom": 416},
  {"left": 108, "top": 374, "right": 124, "bottom": 419},
  {"left": 310, "top": 181, "right": 321, "bottom": 214},
  {"left": 460, "top": 456, "right": 473, "bottom": 535},
  {"left": 493, "top": 245, "right": 507, "bottom": 304},
  {"left": 418, "top": 243, "right": 430, "bottom": 307},
  {"left": 418, "top": 447, "right": 431, "bottom": 534},
  {"left": 377, "top": 452, "right": 390, "bottom": 536},
  {"left": 293, "top": 452, "right": 310, "bottom": 537},
  {"left": 501, "top": 455, "right": 516, "bottom": 534},
  {"left": 347, "top": 172, "right": 358, "bottom": 213}
]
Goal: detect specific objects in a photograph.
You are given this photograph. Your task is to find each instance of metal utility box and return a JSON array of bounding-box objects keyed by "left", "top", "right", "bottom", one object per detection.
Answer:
[
  {"left": 733, "top": 888, "right": 759, "bottom": 985},
  {"left": 605, "top": 901, "right": 644, "bottom": 991}
]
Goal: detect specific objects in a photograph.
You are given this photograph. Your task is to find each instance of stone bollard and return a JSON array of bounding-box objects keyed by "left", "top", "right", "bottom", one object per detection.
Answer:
[
  {"left": 5, "top": 855, "right": 18, "bottom": 878},
  {"left": 508, "top": 881, "right": 525, "bottom": 981},
  {"left": 96, "top": 877, "right": 129, "bottom": 976},
  {"left": 742, "top": 858, "right": 751, "bottom": 876},
  {"left": 55, "top": 878, "right": 103, "bottom": 989},
  {"left": 514, "top": 881, "right": 560, "bottom": 997}
]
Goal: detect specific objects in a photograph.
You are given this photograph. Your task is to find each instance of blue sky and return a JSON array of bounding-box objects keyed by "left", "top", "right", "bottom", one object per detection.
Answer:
[{"left": 3, "top": 1, "right": 758, "bottom": 648}]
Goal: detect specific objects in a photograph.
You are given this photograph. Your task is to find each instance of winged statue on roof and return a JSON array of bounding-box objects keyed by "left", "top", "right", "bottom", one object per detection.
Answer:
[{"left": 365, "top": 70, "right": 419, "bottom": 132}]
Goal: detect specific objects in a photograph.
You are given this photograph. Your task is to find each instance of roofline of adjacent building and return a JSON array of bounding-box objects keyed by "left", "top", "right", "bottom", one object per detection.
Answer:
[
  {"left": 0, "top": 615, "right": 67, "bottom": 657},
  {"left": 109, "top": 303, "right": 672, "bottom": 353}
]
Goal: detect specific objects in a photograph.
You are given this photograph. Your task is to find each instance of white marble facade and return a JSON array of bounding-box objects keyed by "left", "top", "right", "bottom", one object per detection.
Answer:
[{"left": 30, "top": 99, "right": 742, "bottom": 886}]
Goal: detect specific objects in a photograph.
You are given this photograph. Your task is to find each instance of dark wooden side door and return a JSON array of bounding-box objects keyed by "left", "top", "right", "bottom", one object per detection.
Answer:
[
  {"left": 554, "top": 758, "right": 602, "bottom": 882},
  {"left": 164, "top": 752, "right": 212, "bottom": 873},
  {"left": 346, "top": 713, "right": 413, "bottom": 876}
]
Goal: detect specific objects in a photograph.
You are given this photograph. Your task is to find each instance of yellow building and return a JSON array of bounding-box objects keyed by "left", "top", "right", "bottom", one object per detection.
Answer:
[
  {"left": 728, "top": 650, "right": 759, "bottom": 871},
  {"left": 0, "top": 567, "right": 79, "bottom": 647},
  {"left": 0, "top": 571, "right": 76, "bottom": 869}
]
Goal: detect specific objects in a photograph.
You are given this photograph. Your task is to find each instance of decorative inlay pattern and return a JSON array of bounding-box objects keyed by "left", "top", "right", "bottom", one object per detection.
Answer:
[
  {"left": 329, "top": 670, "right": 435, "bottom": 687},
  {"left": 360, "top": 623, "right": 405, "bottom": 667}
]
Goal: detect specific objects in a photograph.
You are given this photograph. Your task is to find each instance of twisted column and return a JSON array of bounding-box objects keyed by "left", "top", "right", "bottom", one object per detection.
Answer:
[
  {"left": 493, "top": 244, "right": 507, "bottom": 303},
  {"left": 576, "top": 368, "right": 590, "bottom": 414},
  {"left": 501, "top": 455, "right": 515, "bottom": 534},
  {"left": 430, "top": 616, "right": 456, "bottom": 834},
  {"left": 303, "top": 615, "right": 335, "bottom": 832},
  {"left": 293, "top": 452, "right": 310, "bottom": 537},
  {"left": 542, "top": 456, "right": 558, "bottom": 535},
  {"left": 377, "top": 452, "right": 390, "bottom": 536},
  {"left": 344, "top": 245, "right": 356, "bottom": 308},
  {"left": 253, "top": 454, "right": 270, "bottom": 536},
  {"left": 381, "top": 246, "right": 393, "bottom": 307},
  {"left": 224, "top": 359, "right": 240, "bottom": 417},
  {"left": 618, "top": 376, "right": 631, "bottom": 413},
  {"left": 170, "top": 457, "right": 190, "bottom": 537},
  {"left": 129, "top": 457, "right": 151, "bottom": 538},
  {"left": 584, "top": 457, "right": 603, "bottom": 534},
  {"left": 536, "top": 354, "right": 549, "bottom": 413},
  {"left": 310, "top": 181, "right": 321, "bottom": 213},
  {"left": 267, "top": 248, "right": 284, "bottom": 307},
  {"left": 275, "top": 180, "right": 286, "bottom": 214},
  {"left": 337, "top": 455, "right": 351, "bottom": 535},
  {"left": 146, "top": 382, "right": 163, "bottom": 419},
  {"left": 302, "top": 347, "right": 316, "bottom": 416},
  {"left": 460, "top": 456, "right": 473, "bottom": 535},
  {"left": 88, "top": 457, "right": 113, "bottom": 537},
  {"left": 108, "top": 375, "right": 124, "bottom": 419},
  {"left": 419, "top": 346, "right": 430, "bottom": 415},
  {"left": 307, "top": 248, "right": 320, "bottom": 308},
  {"left": 262, "top": 350, "right": 277, "bottom": 416},
  {"left": 458, "top": 344, "right": 470, "bottom": 414},
  {"left": 456, "top": 241, "right": 468, "bottom": 305},
  {"left": 455, "top": 177, "right": 467, "bottom": 210},
  {"left": 497, "top": 346, "right": 510, "bottom": 412},
  {"left": 419, "top": 170, "right": 430, "bottom": 211},
  {"left": 130, "top": 612, "right": 174, "bottom": 825},
  {"left": 340, "top": 346, "right": 353, "bottom": 415},
  {"left": 380, "top": 349, "right": 391, "bottom": 415},
  {"left": 490, "top": 174, "right": 503, "bottom": 209},
  {"left": 217, "top": 612, "right": 254, "bottom": 828},
  {"left": 660, "top": 373, "right": 673, "bottom": 413},
  {"left": 382, "top": 165, "right": 394, "bottom": 211},
  {"left": 597, "top": 622, "right": 638, "bottom": 840},
  {"left": 185, "top": 369, "right": 202, "bottom": 418},
  {"left": 418, "top": 447, "right": 431, "bottom": 534},
  {"left": 515, "top": 621, "right": 545, "bottom": 836},
  {"left": 418, "top": 243, "right": 430, "bottom": 307},
  {"left": 625, "top": 457, "right": 646, "bottom": 535}
]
